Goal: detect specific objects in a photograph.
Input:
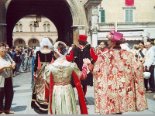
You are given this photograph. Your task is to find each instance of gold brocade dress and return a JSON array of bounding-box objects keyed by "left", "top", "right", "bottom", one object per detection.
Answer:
[{"left": 44, "top": 56, "right": 83, "bottom": 114}]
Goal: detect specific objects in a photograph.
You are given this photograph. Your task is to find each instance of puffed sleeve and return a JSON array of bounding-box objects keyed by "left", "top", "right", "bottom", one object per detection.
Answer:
[
  {"left": 90, "top": 47, "right": 98, "bottom": 63},
  {"left": 71, "top": 62, "right": 87, "bottom": 80},
  {"left": 71, "top": 62, "right": 81, "bottom": 77},
  {"left": 66, "top": 50, "right": 74, "bottom": 62}
]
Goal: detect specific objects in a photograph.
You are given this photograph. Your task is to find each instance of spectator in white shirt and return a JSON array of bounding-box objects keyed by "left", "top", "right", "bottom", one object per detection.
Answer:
[{"left": 144, "top": 40, "right": 155, "bottom": 92}]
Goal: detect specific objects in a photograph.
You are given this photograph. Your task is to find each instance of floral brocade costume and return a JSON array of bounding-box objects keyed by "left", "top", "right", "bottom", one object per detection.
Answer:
[
  {"left": 44, "top": 56, "right": 87, "bottom": 114},
  {"left": 93, "top": 49, "right": 148, "bottom": 114}
]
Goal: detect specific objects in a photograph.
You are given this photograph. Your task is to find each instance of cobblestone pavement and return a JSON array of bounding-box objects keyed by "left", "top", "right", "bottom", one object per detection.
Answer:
[{"left": 11, "top": 72, "right": 155, "bottom": 114}]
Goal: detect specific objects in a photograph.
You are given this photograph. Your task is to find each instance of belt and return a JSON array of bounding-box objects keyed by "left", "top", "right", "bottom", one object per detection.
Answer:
[{"left": 54, "top": 82, "right": 70, "bottom": 86}]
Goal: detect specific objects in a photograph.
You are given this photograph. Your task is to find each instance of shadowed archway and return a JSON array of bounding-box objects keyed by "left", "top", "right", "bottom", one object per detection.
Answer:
[
  {"left": 28, "top": 38, "right": 39, "bottom": 48},
  {"left": 6, "top": 0, "right": 73, "bottom": 47},
  {"left": 14, "top": 38, "right": 26, "bottom": 47}
]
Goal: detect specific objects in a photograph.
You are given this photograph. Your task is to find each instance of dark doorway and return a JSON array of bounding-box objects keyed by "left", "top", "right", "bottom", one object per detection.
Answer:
[{"left": 6, "top": 0, "right": 73, "bottom": 47}]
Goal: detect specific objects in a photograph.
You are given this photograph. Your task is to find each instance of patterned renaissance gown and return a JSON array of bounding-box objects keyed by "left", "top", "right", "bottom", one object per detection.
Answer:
[
  {"left": 31, "top": 50, "right": 54, "bottom": 114},
  {"left": 93, "top": 49, "right": 148, "bottom": 114},
  {"left": 44, "top": 56, "right": 88, "bottom": 114}
]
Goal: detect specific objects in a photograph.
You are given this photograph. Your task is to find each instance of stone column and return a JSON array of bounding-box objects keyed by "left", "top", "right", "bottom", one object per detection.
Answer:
[
  {"left": 0, "top": 1, "right": 7, "bottom": 43},
  {"left": 72, "top": 26, "right": 79, "bottom": 46},
  {"left": 87, "top": 33, "right": 92, "bottom": 44},
  {"left": 25, "top": 39, "right": 29, "bottom": 47},
  {"left": 92, "top": 29, "right": 98, "bottom": 48},
  {"left": 72, "top": 25, "right": 86, "bottom": 46},
  {"left": 84, "top": 0, "right": 101, "bottom": 48},
  {"left": 91, "top": 6, "right": 99, "bottom": 48}
]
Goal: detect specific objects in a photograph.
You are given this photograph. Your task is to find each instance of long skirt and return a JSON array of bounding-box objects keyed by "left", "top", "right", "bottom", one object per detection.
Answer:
[
  {"left": 31, "top": 66, "right": 49, "bottom": 114},
  {"left": 50, "top": 84, "right": 77, "bottom": 114}
]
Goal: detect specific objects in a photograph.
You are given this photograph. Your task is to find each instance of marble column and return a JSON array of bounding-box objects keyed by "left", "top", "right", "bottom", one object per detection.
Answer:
[{"left": 84, "top": 0, "right": 102, "bottom": 47}]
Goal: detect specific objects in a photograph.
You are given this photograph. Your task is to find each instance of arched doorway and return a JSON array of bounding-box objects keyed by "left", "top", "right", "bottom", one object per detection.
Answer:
[
  {"left": 6, "top": 0, "right": 74, "bottom": 47},
  {"left": 14, "top": 38, "right": 26, "bottom": 47},
  {"left": 28, "top": 39, "right": 39, "bottom": 48}
]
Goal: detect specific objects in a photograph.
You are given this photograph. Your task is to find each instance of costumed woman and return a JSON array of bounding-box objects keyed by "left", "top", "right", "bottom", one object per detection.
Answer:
[
  {"left": 92, "top": 31, "right": 148, "bottom": 114},
  {"left": 44, "top": 41, "right": 88, "bottom": 114},
  {"left": 31, "top": 37, "right": 54, "bottom": 114}
]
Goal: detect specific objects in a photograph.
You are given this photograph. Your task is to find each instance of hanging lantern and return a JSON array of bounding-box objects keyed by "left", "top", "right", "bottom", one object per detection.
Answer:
[
  {"left": 36, "top": 15, "right": 41, "bottom": 22},
  {"left": 34, "top": 21, "right": 39, "bottom": 27}
]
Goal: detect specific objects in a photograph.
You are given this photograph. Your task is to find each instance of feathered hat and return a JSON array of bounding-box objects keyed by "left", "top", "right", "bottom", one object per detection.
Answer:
[{"left": 108, "top": 30, "right": 124, "bottom": 42}]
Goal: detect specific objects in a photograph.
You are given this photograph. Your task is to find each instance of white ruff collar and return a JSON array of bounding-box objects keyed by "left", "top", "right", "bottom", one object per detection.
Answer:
[{"left": 53, "top": 56, "right": 70, "bottom": 67}]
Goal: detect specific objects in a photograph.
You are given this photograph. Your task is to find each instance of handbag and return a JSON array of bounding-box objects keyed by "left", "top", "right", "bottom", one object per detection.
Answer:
[{"left": 143, "top": 71, "right": 151, "bottom": 79}]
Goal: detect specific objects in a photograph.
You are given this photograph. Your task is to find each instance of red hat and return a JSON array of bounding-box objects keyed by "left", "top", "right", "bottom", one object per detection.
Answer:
[{"left": 79, "top": 35, "right": 87, "bottom": 42}]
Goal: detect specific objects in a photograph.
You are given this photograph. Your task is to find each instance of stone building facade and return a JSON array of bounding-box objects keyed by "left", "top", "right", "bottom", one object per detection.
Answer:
[
  {"left": 1, "top": 0, "right": 154, "bottom": 48},
  {"left": 0, "top": 0, "right": 95, "bottom": 47},
  {"left": 12, "top": 16, "right": 58, "bottom": 48},
  {"left": 95, "top": 0, "right": 155, "bottom": 47}
]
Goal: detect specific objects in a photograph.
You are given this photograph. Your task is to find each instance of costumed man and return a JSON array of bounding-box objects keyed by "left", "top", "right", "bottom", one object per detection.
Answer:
[
  {"left": 93, "top": 31, "right": 147, "bottom": 114},
  {"left": 66, "top": 35, "right": 97, "bottom": 100}
]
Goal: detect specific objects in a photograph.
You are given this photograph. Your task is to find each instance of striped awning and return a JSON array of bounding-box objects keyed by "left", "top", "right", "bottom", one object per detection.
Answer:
[{"left": 98, "top": 37, "right": 142, "bottom": 41}]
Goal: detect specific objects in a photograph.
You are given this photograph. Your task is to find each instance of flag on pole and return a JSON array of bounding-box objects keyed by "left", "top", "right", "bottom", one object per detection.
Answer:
[{"left": 125, "top": 0, "right": 134, "bottom": 6}]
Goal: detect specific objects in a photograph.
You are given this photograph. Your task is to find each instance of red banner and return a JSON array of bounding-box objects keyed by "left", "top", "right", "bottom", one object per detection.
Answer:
[{"left": 125, "top": 0, "right": 134, "bottom": 6}]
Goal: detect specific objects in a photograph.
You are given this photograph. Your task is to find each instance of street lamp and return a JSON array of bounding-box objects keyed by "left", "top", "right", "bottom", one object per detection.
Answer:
[
  {"left": 36, "top": 15, "right": 41, "bottom": 22},
  {"left": 33, "top": 15, "right": 41, "bottom": 27},
  {"left": 34, "top": 21, "right": 39, "bottom": 27}
]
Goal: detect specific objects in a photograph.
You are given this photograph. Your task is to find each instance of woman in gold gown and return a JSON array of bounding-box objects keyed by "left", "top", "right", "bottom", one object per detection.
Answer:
[{"left": 44, "top": 41, "right": 88, "bottom": 114}]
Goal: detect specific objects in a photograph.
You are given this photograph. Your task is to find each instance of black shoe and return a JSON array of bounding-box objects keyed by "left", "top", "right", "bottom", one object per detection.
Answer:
[
  {"left": 115, "top": 113, "right": 122, "bottom": 115},
  {"left": 151, "top": 89, "right": 155, "bottom": 93},
  {"left": 153, "top": 95, "right": 155, "bottom": 99},
  {"left": 0, "top": 111, "right": 3, "bottom": 114}
]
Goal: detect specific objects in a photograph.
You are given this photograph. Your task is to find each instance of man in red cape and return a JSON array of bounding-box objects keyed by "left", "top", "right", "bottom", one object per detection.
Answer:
[{"left": 66, "top": 35, "right": 97, "bottom": 100}]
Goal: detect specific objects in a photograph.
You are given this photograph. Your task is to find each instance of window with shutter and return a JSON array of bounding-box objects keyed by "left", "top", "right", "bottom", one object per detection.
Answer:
[
  {"left": 99, "top": 9, "right": 105, "bottom": 23},
  {"left": 125, "top": 9, "right": 133, "bottom": 22}
]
